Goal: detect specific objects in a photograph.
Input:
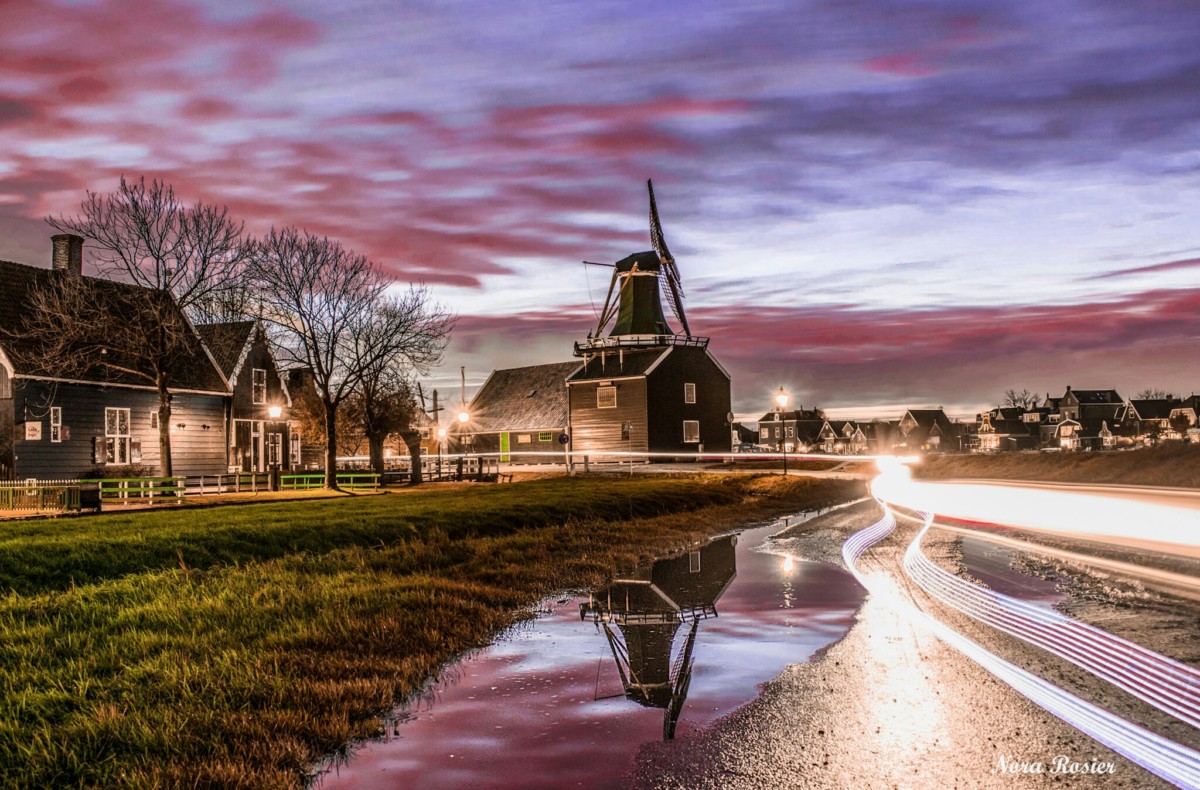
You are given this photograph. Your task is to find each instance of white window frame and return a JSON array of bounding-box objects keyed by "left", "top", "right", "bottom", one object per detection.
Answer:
[
  {"left": 50, "top": 407, "right": 62, "bottom": 443},
  {"left": 684, "top": 383, "right": 696, "bottom": 404},
  {"left": 760, "top": 428, "right": 768, "bottom": 440},
  {"left": 683, "top": 420, "right": 700, "bottom": 443},
  {"left": 150, "top": 410, "right": 159, "bottom": 430},
  {"left": 786, "top": 426, "right": 794, "bottom": 438},
  {"left": 105, "top": 407, "right": 131, "bottom": 465},
  {"left": 596, "top": 386, "right": 617, "bottom": 409},
  {"left": 252, "top": 368, "right": 267, "bottom": 405}
]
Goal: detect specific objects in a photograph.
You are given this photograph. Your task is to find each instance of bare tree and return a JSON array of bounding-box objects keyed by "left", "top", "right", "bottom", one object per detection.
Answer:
[
  {"left": 1003, "top": 389, "right": 1039, "bottom": 410},
  {"left": 1137, "top": 388, "right": 1173, "bottom": 400},
  {"left": 248, "top": 227, "right": 452, "bottom": 488},
  {"left": 351, "top": 289, "right": 452, "bottom": 483},
  {"left": 30, "top": 177, "right": 247, "bottom": 476}
]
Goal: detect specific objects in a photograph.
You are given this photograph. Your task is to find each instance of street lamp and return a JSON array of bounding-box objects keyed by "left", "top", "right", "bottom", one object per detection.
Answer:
[{"left": 775, "top": 387, "right": 789, "bottom": 476}]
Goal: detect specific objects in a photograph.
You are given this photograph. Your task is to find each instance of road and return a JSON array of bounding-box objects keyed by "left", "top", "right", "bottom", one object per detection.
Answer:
[{"left": 630, "top": 474, "right": 1200, "bottom": 789}]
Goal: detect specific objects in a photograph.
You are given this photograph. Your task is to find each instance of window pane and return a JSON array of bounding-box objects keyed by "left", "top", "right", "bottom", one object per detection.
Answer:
[
  {"left": 106, "top": 409, "right": 118, "bottom": 437},
  {"left": 597, "top": 387, "right": 617, "bottom": 409},
  {"left": 117, "top": 409, "right": 129, "bottom": 435}
]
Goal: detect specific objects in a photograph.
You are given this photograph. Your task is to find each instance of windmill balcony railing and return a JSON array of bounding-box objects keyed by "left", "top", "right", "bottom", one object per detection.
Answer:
[{"left": 574, "top": 334, "right": 709, "bottom": 355}]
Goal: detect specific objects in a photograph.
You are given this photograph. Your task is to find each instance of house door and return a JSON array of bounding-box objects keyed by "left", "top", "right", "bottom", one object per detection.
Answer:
[{"left": 499, "top": 432, "right": 510, "bottom": 462}]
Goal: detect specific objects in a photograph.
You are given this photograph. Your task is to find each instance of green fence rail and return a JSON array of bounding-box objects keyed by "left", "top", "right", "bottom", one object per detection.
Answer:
[
  {"left": 96, "top": 477, "right": 186, "bottom": 504},
  {"left": 280, "top": 473, "right": 380, "bottom": 491},
  {"left": 0, "top": 482, "right": 82, "bottom": 513}
]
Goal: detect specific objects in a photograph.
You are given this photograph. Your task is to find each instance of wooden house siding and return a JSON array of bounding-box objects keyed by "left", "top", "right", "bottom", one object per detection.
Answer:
[
  {"left": 568, "top": 379, "right": 648, "bottom": 457},
  {"left": 226, "top": 336, "right": 292, "bottom": 471},
  {"left": 644, "top": 347, "right": 731, "bottom": 453},
  {"left": 9, "top": 380, "right": 225, "bottom": 479}
]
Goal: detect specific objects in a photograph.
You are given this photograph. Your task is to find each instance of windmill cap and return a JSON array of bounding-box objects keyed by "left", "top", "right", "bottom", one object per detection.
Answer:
[{"left": 614, "top": 250, "right": 662, "bottom": 273}]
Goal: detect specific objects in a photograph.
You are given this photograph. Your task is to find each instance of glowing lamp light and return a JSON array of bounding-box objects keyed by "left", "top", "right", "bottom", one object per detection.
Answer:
[
  {"left": 437, "top": 427, "right": 447, "bottom": 439},
  {"left": 775, "top": 387, "right": 789, "bottom": 410},
  {"left": 457, "top": 411, "right": 470, "bottom": 424},
  {"left": 267, "top": 405, "right": 282, "bottom": 419}
]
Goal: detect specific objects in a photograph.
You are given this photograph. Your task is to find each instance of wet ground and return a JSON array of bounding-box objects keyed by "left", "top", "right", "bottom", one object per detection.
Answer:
[
  {"left": 634, "top": 501, "right": 1199, "bottom": 789},
  {"left": 316, "top": 511, "right": 866, "bottom": 789}
]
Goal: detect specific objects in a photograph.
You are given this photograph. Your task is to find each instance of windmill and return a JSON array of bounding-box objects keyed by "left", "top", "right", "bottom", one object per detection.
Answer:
[
  {"left": 580, "top": 534, "right": 737, "bottom": 740},
  {"left": 581, "top": 180, "right": 698, "bottom": 351}
]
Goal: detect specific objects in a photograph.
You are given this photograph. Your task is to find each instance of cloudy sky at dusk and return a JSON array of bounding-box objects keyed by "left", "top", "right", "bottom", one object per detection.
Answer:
[{"left": 2, "top": 0, "right": 1199, "bottom": 419}]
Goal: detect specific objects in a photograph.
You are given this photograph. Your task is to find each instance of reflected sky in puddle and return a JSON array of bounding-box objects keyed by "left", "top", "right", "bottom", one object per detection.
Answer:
[
  {"left": 959, "top": 536, "right": 1066, "bottom": 608},
  {"left": 318, "top": 516, "right": 865, "bottom": 789}
]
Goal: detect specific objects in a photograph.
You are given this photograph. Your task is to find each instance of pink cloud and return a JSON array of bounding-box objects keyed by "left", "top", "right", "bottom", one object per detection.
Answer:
[
  {"left": 443, "top": 288, "right": 1200, "bottom": 414},
  {"left": 864, "top": 52, "right": 937, "bottom": 77}
]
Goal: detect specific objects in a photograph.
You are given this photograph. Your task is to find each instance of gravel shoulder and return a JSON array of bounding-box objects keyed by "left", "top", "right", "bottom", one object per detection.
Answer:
[{"left": 630, "top": 500, "right": 1185, "bottom": 789}]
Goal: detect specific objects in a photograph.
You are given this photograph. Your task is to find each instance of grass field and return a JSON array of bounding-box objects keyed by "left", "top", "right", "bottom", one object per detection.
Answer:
[
  {"left": 0, "top": 474, "right": 863, "bottom": 788},
  {"left": 914, "top": 443, "right": 1200, "bottom": 488}
]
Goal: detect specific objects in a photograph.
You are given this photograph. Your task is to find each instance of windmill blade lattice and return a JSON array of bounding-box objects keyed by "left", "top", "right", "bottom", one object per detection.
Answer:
[{"left": 647, "top": 180, "right": 691, "bottom": 337}]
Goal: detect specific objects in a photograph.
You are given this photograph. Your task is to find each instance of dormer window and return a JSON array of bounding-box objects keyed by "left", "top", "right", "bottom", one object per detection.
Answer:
[{"left": 252, "top": 369, "right": 267, "bottom": 405}]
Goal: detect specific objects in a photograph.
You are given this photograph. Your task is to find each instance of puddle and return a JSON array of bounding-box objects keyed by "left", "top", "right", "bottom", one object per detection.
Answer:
[
  {"left": 959, "top": 535, "right": 1066, "bottom": 608},
  {"left": 315, "top": 515, "right": 865, "bottom": 789}
]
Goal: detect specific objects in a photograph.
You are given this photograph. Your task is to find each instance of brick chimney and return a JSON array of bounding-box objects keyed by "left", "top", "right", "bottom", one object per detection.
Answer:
[{"left": 51, "top": 234, "right": 83, "bottom": 276}]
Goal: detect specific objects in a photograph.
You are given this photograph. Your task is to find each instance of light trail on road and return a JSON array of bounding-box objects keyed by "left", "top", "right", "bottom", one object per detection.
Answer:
[
  {"left": 902, "top": 515, "right": 1200, "bottom": 730},
  {"left": 872, "top": 467, "right": 1200, "bottom": 558},
  {"left": 843, "top": 473, "right": 1200, "bottom": 788}
]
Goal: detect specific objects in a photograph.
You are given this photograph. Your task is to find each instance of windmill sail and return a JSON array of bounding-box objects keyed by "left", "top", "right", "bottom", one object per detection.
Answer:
[{"left": 648, "top": 180, "right": 691, "bottom": 337}]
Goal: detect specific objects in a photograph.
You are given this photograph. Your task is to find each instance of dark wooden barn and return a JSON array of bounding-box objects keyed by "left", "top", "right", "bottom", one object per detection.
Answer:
[
  {"left": 567, "top": 345, "right": 731, "bottom": 458},
  {"left": 0, "top": 236, "right": 228, "bottom": 479}
]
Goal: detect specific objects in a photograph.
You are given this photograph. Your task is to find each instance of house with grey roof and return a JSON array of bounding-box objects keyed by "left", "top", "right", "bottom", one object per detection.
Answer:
[
  {"left": 450, "top": 361, "right": 581, "bottom": 462},
  {"left": 0, "top": 235, "right": 228, "bottom": 479}
]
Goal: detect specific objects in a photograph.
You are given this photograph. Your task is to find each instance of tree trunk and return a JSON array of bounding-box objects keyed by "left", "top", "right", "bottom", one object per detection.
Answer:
[
  {"left": 367, "top": 431, "right": 386, "bottom": 477},
  {"left": 324, "top": 400, "right": 339, "bottom": 490},
  {"left": 157, "top": 378, "right": 173, "bottom": 477},
  {"left": 401, "top": 429, "right": 423, "bottom": 485}
]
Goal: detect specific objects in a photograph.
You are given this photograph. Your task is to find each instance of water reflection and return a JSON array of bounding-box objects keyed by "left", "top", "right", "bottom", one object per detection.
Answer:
[
  {"left": 318, "top": 519, "right": 865, "bottom": 790},
  {"left": 581, "top": 535, "right": 738, "bottom": 740},
  {"left": 959, "top": 536, "right": 1065, "bottom": 608}
]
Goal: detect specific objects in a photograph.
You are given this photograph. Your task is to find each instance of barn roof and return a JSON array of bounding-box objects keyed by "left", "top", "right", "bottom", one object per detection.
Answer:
[
  {"left": 464, "top": 360, "right": 582, "bottom": 433},
  {"left": 0, "top": 258, "right": 227, "bottom": 393}
]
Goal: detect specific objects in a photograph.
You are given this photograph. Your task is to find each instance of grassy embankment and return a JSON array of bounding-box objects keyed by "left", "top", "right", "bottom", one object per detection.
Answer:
[
  {"left": 0, "top": 474, "right": 862, "bottom": 788},
  {"left": 915, "top": 443, "right": 1200, "bottom": 488}
]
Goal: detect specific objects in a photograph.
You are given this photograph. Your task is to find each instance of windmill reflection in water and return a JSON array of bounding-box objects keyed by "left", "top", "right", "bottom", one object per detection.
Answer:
[{"left": 580, "top": 534, "right": 738, "bottom": 740}]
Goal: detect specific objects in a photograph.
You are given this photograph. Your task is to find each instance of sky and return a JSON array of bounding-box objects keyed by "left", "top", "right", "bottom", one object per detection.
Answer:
[{"left": 1, "top": 0, "right": 1199, "bottom": 420}]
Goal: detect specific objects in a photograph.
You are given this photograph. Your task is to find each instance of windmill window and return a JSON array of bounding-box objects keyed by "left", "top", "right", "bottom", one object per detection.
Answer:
[
  {"left": 516, "top": 434, "right": 532, "bottom": 444},
  {"left": 689, "top": 551, "right": 701, "bottom": 573},
  {"left": 538, "top": 431, "right": 553, "bottom": 442},
  {"left": 597, "top": 386, "right": 617, "bottom": 409},
  {"left": 684, "top": 383, "right": 696, "bottom": 404},
  {"left": 683, "top": 420, "right": 700, "bottom": 443},
  {"left": 252, "top": 369, "right": 267, "bottom": 405}
]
